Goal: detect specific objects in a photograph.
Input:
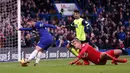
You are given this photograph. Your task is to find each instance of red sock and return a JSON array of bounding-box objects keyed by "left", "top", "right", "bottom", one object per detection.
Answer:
[{"left": 115, "top": 58, "right": 127, "bottom": 63}]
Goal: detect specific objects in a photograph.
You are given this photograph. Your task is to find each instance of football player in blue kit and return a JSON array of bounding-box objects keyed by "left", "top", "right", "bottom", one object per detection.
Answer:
[{"left": 19, "top": 19, "right": 60, "bottom": 66}]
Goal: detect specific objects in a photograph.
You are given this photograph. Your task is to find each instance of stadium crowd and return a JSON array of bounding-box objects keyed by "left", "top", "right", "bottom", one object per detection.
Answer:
[
  {"left": 21, "top": 0, "right": 130, "bottom": 49},
  {"left": 0, "top": 0, "right": 18, "bottom": 48},
  {"left": 1, "top": 0, "right": 130, "bottom": 50}
]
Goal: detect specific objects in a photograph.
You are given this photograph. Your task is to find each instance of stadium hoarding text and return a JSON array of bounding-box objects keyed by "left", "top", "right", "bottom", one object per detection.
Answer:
[
  {"left": 55, "top": 3, "right": 78, "bottom": 16},
  {"left": 0, "top": 47, "right": 75, "bottom": 62},
  {"left": 0, "top": 47, "right": 130, "bottom": 62}
]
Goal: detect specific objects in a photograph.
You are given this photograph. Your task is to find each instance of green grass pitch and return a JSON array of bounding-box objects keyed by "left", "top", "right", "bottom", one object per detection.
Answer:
[{"left": 0, "top": 56, "right": 130, "bottom": 73}]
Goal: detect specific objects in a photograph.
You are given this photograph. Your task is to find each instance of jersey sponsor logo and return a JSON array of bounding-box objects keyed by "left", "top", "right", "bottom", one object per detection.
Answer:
[
  {"left": 83, "top": 53, "right": 88, "bottom": 58},
  {"left": 39, "top": 23, "right": 44, "bottom": 27}
]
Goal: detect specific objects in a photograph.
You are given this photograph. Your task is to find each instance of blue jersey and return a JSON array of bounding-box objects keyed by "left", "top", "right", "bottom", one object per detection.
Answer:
[
  {"left": 20, "top": 22, "right": 57, "bottom": 50},
  {"left": 20, "top": 22, "right": 57, "bottom": 38}
]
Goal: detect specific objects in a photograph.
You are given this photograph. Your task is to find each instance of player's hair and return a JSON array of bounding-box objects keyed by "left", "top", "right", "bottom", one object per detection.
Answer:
[
  {"left": 74, "top": 9, "right": 80, "bottom": 13},
  {"left": 27, "top": 18, "right": 33, "bottom": 22},
  {"left": 71, "top": 38, "right": 81, "bottom": 43}
]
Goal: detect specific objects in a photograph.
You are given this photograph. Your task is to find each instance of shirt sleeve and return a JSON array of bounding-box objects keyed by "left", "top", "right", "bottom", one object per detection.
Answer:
[
  {"left": 43, "top": 24, "right": 57, "bottom": 29},
  {"left": 35, "top": 22, "right": 57, "bottom": 29},
  {"left": 82, "top": 20, "right": 93, "bottom": 33},
  {"left": 19, "top": 28, "right": 33, "bottom": 31},
  {"left": 65, "top": 22, "right": 75, "bottom": 30},
  {"left": 82, "top": 20, "right": 90, "bottom": 26}
]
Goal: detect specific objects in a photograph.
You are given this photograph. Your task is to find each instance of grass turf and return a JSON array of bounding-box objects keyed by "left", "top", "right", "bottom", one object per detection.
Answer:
[{"left": 0, "top": 56, "right": 130, "bottom": 73}]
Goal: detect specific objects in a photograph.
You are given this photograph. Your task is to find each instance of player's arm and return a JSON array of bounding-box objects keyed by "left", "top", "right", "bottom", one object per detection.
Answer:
[
  {"left": 37, "top": 23, "right": 58, "bottom": 29},
  {"left": 69, "top": 47, "right": 87, "bottom": 65},
  {"left": 43, "top": 24, "right": 58, "bottom": 29},
  {"left": 65, "top": 22, "right": 75, "bottom": 30},
  {"left": 82, "top": 20, "right": 93, "bottom": 33},
  {"left": 19, "top": 28, "right": 33, "bottom": 31},
  {"left": 82, "top": 20, "right": 95, "bottom": 38},
  {"left": 69, "top": 57, "right": 80, "bottom": 65}
]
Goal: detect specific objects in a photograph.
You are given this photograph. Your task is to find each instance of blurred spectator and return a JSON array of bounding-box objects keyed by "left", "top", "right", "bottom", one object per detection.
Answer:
[
  {"left": 111, "top": 38, "right": 118, "bottom": 49},
  {"left": 103, "top": 39, "right": 111, "bottom": 49},
  {"left": 0, "top": 29, "right": 5, "bottom": 48},
  {"left": 55, "top": 36, "right": 68, "bottom": 47},
  {"left": 124, "top": 31, "right": 130, "bottom": 48},
  {"left": 116, "top": 39, "right": 128, "bottom": 55},
  {"left": 97, "top": 38, "right": 104, "bottom": 49},
  {"left": 118, "top": 26, "right": 126, "bottom": 41}
]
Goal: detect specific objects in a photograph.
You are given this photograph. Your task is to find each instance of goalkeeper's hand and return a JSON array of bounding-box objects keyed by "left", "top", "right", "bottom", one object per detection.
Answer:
[{"left": 69, "top": 61, "right": 75, "bottom": 65}]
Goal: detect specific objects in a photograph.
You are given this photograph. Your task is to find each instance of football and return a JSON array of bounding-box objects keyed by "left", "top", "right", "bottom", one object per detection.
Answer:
[{"left": 20, "top": 59, "right": 28, "bottom": 67}]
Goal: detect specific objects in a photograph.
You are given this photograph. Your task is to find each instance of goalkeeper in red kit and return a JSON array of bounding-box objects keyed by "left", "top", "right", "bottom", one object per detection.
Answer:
[{"left": 69, "top": 38, "right": 127, "bottom": 65}]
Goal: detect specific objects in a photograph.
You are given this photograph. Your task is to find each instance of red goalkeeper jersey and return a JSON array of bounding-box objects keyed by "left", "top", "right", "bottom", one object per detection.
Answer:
[{"left": 78, "top": 43, "right": 101, "bottom": 64}]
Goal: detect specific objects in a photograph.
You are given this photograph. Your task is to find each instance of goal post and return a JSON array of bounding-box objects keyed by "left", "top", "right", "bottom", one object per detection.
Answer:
[{"left": 17, "top": 0, "right": 21, "bottom": 61}]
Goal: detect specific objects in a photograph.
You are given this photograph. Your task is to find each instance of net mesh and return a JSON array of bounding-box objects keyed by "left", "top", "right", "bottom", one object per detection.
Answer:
[{"left": 0, "top": 0, "right": 18, "bottom": 61}]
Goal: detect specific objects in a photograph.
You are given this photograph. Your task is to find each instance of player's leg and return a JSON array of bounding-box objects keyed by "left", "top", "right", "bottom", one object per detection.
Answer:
[
  {"left": 34, "top": 44, "right": 52, "bottom": 66},
  {"left": 21, "top": 38, "right": 46, "bottom": 66},
  {"left": 100, "top": 51, "right": 127, "bottom": 65},
  {"left": 106, "top": 49, "right": 127, "bottom": 60},
  {"left": 99, "top": 52, "right": 117, "bottom": 65},
  {"left": 113, "top": 49, "right": 122, "bottom": 58},
  {"left": 34, "top": 37, "right": 54, "bottom": 66},
  {"left": 112, "top": 49, "right": 127, "bottom": 64},
  {"left": 26, "top": 46, "right": 42, "bottom": 63},
  {"left": 20, "top": 45, "right": 42, "bottom": 66},
  {"left": 34, "top": 50, "right": 43, "bottom": 66}
]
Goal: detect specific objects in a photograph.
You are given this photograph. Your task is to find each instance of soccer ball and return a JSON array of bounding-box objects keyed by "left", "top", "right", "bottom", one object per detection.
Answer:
[
  {"left": 20, "top": 59, "right": 28, "bottom": 67},
  {"left": 20, "top": 59, "right": 25, "bottom": 63}
]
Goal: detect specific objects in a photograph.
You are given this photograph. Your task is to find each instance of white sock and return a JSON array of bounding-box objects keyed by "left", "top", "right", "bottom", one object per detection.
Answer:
[
  {"left": 35, "top": 51, "right": 42, "bottom": 64},
  {"left": 28, "top": 50, "right": 38, "bottom": 61}
]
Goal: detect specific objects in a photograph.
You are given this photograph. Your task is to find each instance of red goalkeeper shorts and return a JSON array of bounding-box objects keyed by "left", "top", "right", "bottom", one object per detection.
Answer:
[{"left": 106, "top": 50, "right": 115, "bottom": 57}]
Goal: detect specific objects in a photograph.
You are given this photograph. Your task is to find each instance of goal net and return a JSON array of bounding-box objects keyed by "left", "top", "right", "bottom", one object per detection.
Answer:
[{"left": 0, "top": 0, "right": 21, "bottom": 62}]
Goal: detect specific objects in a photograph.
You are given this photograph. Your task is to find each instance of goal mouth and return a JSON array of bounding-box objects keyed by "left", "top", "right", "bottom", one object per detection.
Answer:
[{"left": 0, "top": 0, "right": 20, "bottom": 62}]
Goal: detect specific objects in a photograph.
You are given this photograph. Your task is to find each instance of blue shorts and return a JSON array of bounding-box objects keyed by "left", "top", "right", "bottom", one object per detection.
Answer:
[{"left": 37, "top": 37, "right": 53, "bottom": 50}]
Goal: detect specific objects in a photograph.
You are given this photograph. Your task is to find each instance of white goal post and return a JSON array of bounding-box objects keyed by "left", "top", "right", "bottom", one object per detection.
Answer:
[{"left": 17, "top": 0, "right": 21, "bottom": 61}]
